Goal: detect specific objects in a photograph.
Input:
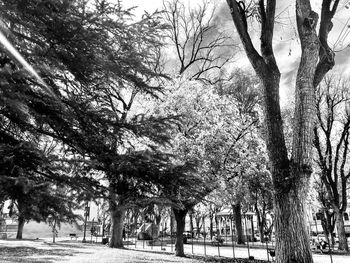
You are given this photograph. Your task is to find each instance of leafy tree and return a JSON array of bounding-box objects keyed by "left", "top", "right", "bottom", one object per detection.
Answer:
[
  {"left": 202, "top": 191, "right": 225, "bottom": 239},
  {"left": 210, "top": 69, "right": 261, "bottom": 244},
  {"left": 154, "top": 79, "right": 225, "bottom": 256},
  {"left": 247, "top": 164, "right": 273, "bottom": 243},
  {"left": 154, "top": 71, "right": 260, "bottom": 253},
  {"left": 313, "top": 74, "right": 350, "bottom": 251},
  {"left": 225, "top": 1, "right": 342, "bottom": 261},
  {"left": 0, "top": 132, "right": 80, "bottom": 239},
  {"left": 0, "top": 0, "right": 174, "bottom": 248}
]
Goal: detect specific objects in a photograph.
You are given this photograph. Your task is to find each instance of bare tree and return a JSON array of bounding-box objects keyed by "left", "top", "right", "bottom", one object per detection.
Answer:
[
  {"left": 225, "top": 0, "right": 340, "bottom": 262},
  {"left": 314, "top": 74, "right": 350, "bottom": 251},
  {"left": 314, "top": 179, "right": 337, "bottom": 247},
  {"left": 163, "top": 0, "right": 235, "bottom": 84}
]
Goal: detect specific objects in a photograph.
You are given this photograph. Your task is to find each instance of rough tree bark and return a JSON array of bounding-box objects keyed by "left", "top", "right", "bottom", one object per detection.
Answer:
[
  {"left": 16, "top": 200, "right": 25, "bottom": 240},
  {"left": 173, "top": 208, "right": 188, "bottom": 257},
  {"left": 16, "top": 215, "right": 25, "bottom": 240},
  {"left": 336, "top": 211, "right": 348, "bottom": 251},
  {"left": 226, "top": 0, "right": 340, "bottom": 262},
  {"left": 109, "top": 203, "right": 125, "bottom": 248},
  {"left": 108, "top": 184, "right": 125, "bottom": 248},
  {"left": 232, "top": 203, "right": 245, "bottom": 244}
]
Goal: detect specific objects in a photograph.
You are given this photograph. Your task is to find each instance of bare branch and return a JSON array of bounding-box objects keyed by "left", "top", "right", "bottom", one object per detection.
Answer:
[
  {"left": 226, "top": 0, "right": 267, "bottom": 75},
  {"left": 164, "top": 0, "right": 235, "bottom": 82},
  {"left": 313, "top": 0, "right": 341, "bottom": 87}
]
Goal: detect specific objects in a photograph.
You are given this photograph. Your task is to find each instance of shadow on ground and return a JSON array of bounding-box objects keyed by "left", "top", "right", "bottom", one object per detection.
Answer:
[
  {"left": 126, "top": 248, "right": 267, "bottom": 263},
  {"left": 0, "top": 245, "right": 88, "bottom": 263}
]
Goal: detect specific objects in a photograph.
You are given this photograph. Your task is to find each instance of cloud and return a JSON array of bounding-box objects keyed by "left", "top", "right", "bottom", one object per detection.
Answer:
[{"left": 335, "top": 48, "right": 350, "bottom": 70}]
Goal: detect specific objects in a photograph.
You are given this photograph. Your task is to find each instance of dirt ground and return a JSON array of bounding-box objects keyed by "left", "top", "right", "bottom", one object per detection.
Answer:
[
  {"left": 2, "top": 238, "right": 349, "bottom": 263},
  {"left": 0, "top": 238, "right": 267, "bottom": 263}
]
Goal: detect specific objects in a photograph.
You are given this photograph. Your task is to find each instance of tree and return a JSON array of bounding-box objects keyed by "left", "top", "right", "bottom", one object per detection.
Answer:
[
  {"left": 314, "top": 179, "right": 336, "bottom": 247},
  {"left": 226, "top": 1, "right": 341, "bottom": 262},
  {"left": 162, "top": 0, "right": 235, "bottom": 84},
  {"left": 247, "top": 160, "right": 273, "bottom": 243},
  {"left": 313, "top": 74, "right": 350, "bottom": 251},
  {"left": 154, "top": 79, "right": 227, "bottom": 256},
  {"left": 211, "top": 70, "right": 261, "bottom": 244},
  {"left": 0, "top": 0, "right": 174, "bottom": 248},
  {"left": 155, "top": 71, "right": 260, "bottom": 253},
  {"left": 0, "top": 133, "right": 80, "bottom": 239},
  {"left": 203, "top": 191, "right": 225, "bottom": 239}
]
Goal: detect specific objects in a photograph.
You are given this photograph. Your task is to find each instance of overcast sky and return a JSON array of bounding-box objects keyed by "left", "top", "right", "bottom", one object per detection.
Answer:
[{"left": 122, "top": 0, "right": 350, "bottom": 106}]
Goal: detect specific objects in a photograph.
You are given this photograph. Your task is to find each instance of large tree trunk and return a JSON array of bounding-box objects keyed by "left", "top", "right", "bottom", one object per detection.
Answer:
[
  {"left": 336, "top": 211, "right": 349, "bottom": 251},
  {"left": 109, "top": 196, "right": 125, "bottom": 248},
  {"left": 232, "top": 203, "right": 244, "bottom": 244},
  {"left": 226, "top": 0, "right": 340, "bottom": 262},
  {"left": 173, "top": 208, "right": 187, "bottom": 257},
  {"left": 16, "top": 215, "right": 25, "bottom": 239},
  {"left": 274, "top": 182, "right": 313, "bottom": 263}
]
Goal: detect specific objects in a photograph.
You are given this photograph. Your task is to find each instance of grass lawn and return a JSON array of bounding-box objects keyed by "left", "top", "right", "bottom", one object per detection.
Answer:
[{"left": 0, "top": 239, "right": 266, "bottom": 263}]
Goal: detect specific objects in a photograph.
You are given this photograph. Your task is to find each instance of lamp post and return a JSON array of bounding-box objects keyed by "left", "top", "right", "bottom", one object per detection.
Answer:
[{"left": 82, "top": 201, "right": 89, "bottom": 243}]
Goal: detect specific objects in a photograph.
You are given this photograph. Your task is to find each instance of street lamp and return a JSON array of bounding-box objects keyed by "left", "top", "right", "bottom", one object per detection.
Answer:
[{"left": 82, "top": 201, "right": 89, "bottom": 243}]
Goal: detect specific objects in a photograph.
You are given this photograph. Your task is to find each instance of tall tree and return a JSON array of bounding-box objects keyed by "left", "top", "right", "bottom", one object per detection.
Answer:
[
  {"left": 0, "top": 0, "right": 173, "bottom": 248},
  {"left": 226, "top": 0, "right": 340, "bottom": 262},
  {"left": 313, "top": 74, "right": 350, "bottom": 251}
]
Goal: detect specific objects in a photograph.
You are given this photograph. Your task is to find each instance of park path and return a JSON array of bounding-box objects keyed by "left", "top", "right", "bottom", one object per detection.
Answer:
[
  {"left": 127, "top": 239, "right": 349, "bottom": 263},
  {"left": 0, "top": 238, "right": 349, "bottom": 263}
]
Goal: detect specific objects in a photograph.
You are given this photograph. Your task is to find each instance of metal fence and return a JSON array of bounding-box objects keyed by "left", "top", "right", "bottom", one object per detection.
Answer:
[{"left": 123, "top": 212, "right": 342, "bottom": 263}]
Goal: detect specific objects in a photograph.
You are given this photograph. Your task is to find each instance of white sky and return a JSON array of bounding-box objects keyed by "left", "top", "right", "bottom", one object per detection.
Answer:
[
  {"left": 121, "top": 0, "right": 350, "bottom": 106},
  {"left": 123, "top": 0, "right": 203, "bottom": 13}
]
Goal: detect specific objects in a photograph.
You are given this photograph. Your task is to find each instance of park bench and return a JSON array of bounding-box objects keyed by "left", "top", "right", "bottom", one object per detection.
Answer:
[{"left": 69, "top": 233, "right": 78, "bottom": 240}]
